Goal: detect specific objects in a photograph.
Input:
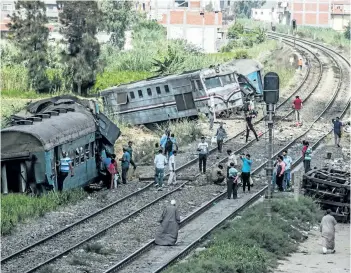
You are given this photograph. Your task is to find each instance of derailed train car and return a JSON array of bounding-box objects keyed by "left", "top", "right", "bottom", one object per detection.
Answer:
[
  {"left": 1, "top": 96, "right": 121, "bottom": 194},
  {"left": 100, "top": 59, "right": 263, "bottom": 125}
]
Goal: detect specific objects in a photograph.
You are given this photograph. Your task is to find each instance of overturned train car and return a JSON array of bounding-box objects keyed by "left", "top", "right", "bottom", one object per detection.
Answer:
[
  {"left": 1, "top": 96, "right": 121, "bottom": 194},
  {"left": 100, "top": 59, "right": 263, "bottom": 125}
]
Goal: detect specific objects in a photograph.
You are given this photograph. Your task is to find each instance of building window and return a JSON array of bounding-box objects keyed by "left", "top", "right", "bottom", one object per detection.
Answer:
[
  {"left": 130, "top": 91, "right": 135, "bottom": 99},
  {"left": 164, "top": 85, "right": 170, "bottom": 93},
  {"left": 147, "top": 88, "right": 152, "bottom": 96},
  {"left": 2, "top": 4, "right": 12, "bottom": 11},
  {"left": 138, "top": 89, "right": 143, "bottom": 98},
  {"left": 156, "top": 86, "right": 161, "bottom": 94}
]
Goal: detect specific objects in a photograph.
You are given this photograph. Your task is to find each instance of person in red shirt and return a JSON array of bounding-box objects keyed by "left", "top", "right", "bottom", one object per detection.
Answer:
[
  {"left": 108, "top": 159, "right": 117, "bottom": 190},
  {"left": 292, "top": 96, "right": 303, "bottom": 125}
]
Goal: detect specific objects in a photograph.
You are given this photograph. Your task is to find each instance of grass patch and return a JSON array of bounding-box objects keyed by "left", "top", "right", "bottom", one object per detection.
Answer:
[
  {"left": 165, "top": 196, "right": 322, "bottom": 273},
  {"left": 238, "top": 18, "right": 351, "bottom": 50},
  {"left": 1, "top": 189, "right": 87, "bottom": 235}
]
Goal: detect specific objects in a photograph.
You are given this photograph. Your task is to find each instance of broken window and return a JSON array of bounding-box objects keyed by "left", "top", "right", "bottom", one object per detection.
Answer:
[{"left": 116, "top": 92, "right": 128, "bottom": 105}]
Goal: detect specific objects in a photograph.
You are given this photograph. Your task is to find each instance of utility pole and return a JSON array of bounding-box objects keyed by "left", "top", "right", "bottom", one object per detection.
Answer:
[
  {"left": 263, "top": 72, "right": 280, "bottom": 221},
  {"left": 292, "top": 19, "right": 296, "bottom": 48}
]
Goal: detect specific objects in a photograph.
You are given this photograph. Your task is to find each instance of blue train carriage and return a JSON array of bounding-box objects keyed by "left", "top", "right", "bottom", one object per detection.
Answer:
[
  {"left": 0, "top": 96, "right": 121, "bottom": 194},
  {"left": 228, "top": 59, "right": 264, "bottom": 100},
  {"left": 100, "top": 70, "right": 210, "bottom": 125}
]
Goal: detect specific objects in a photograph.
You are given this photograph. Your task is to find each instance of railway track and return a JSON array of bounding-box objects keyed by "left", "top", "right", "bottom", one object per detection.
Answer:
[
  {"left": 2, "top": 34, "right": 349, "bottom": 273},
  {"left": 101, "top": 35, "right": 350, "bottom": 273}
]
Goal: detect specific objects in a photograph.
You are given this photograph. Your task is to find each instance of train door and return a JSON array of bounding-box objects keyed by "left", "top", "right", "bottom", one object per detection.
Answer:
[
  {"left": 53, "top": 146, "right": 59, "bottom": 189},
  {"left": 174, "top": 92, "right": 196, "bottom": 112}
]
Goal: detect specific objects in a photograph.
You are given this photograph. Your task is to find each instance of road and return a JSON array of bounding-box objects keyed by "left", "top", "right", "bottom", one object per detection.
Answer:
[{"left": 275, "top": 224, "right": 350, "bottom": 273}]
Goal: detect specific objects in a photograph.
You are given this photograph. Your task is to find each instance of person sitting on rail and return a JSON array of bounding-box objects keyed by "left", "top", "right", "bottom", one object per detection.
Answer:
[
  {"left": 210, "top": 164, "right": 225, "bottom": 185},
  {"left": 155, "top": 199, "right": 181, "bottom": 246}
]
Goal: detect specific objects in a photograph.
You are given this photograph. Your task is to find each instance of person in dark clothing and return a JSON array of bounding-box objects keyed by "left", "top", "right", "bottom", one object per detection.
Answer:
[
  {"left": 302, "top": 140, "right": 312, "bottom": 173},
  {"left": 245, "top": 111, "right": 259, "bottom": 143},
  {"left": 227, "top": 163, "right": 239, "bottom": 199},
  {"left": 56, "top": 151, "right": 74, "bottom": 192},
  {"left": 197, "top": 136, "right": 209, "bottom": 173},
  {"left": 216, "top": 123, "right": 227, "bottom": 153},
  {"left": 332, "top": 117, "right": 349, "bottom": 147},
  {"left": 127, "top": 141, "right": 137, "bottom": 170},
  {"left": 119, "top": 147, "right": 130, "bottom": 184},
  {"left": 275, "top": 155, "right": 286, "bottom": 192},
  {"left": 211, "top": 164, "right": 225, "bottom": 185},
  {"left": 240, "top": 154, "right": 252, "bottom": 193}
]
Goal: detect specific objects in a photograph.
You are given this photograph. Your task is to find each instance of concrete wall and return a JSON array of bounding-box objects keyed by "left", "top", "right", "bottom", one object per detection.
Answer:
[
  {"left": 331, "top": 14, "right": 351, "bottom": 31},
  {"left": 252, "top": 8, "right": 280, "bottom": 23},
  {"left": 289, "top": 0, "right": 331, "bottom": 27}
]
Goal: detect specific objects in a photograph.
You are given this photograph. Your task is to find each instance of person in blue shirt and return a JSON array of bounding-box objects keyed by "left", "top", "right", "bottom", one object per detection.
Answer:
[
  {"left": 56, "top": 151, "right": 74, "bottom": 192},
  {"left": 282, "top": 150, "right": 293, "bottom": 191},
  {"left": 119, "top": 147, "right": 130, "bottom": 184},
  {"left": 160, "top": 130, "right": 170, "bottom": 155},
  {"left": 240, "top": 153, "right": 252, "bottom": 193}
]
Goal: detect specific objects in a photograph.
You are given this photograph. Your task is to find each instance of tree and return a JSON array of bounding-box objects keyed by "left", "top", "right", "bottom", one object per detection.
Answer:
[
  {"left": 100, "top": 0, "right": 134, "bottom": 49},
  {"left": 205, "top": 1, "right": 214, "bottom": 12},
  {"left": 152, "top": 45, "right": 185, "bottom": 75},
  {"left": 7, "top": 1, "right": 50, "bottom": 92},
  {"left": 234, "top": 1, "right": 265, "bottom": 18},
  {"left": 344, "top": 23, "right": 351, "bottom": 40},
  {"left": 227, "top": 22, "right": 244, "bottom": 39},
  {"left": 57, "top": 1, "right": 101, "bottom": 95}
]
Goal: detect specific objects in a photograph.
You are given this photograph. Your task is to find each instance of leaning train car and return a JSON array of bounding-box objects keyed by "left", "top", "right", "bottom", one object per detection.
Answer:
[
  {"left": 0, "top": 96, "right": 121, "bottom": 194},
  {"left": 100, "top": 59, "right": 261, "bottom": 125}
]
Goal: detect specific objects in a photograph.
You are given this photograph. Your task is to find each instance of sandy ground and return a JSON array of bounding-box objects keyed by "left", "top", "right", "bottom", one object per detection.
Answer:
[{"left": 275, "top": 224, "right": 350, "bottom": 273}]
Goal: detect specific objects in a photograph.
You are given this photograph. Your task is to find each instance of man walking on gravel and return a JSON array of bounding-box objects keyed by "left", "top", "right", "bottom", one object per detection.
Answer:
[
  {"left": 245, "top": 111, "right": 259, "bottom": 143},
  {"left": 216, "top": 123, "right": 227, "bottom": 153},
  {"left": 227, "top": 149, "right": 237, "bottom": 177},
  {"left": 302, "top": 140, "right": 312, "bottom": 173},
  {"left": 119, "top": 147, "right": 130, "bottom": 184},
  {"left": 126, "top": 141, "right": 137, "bottom": 171},
  {"left": 332, "top": 117, "right": 347, "bottom": 148},
  {"left": 282, "top": 150, "right": 293, "bottom": 191},
  {"left": 167, "top": 151, "right": 177, "bottom": 186},
  {"left": 197, "top": 136, "right": 209, "bottom": 173},
  {"left": 240, "top": 154, "right": 252, "bottom": 193},
  {"left": 275, "top": 155, "right": 286, "bottom": 192},
  {"left": 293, "top": 96, "right": 303, "bottom": 125},
  {"left": 227, "top": 162, "right": 239, "bottom": 199},
  {"left": 320, "top": 209, "right": 337, "bottom": 254},
  {"left": 154, "top": 149, "right": 167, "bottom": 190},
  {"left": 155, "top": 199, "right": 180, "bottom": 246}
]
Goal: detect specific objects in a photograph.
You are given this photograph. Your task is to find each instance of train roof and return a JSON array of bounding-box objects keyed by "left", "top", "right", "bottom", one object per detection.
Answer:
[
  {"left": 1, "top": 100, "right": 97, "bottom": 155},
  {"left": 227, "top": 59, "right": 263, "bottom": 75}
]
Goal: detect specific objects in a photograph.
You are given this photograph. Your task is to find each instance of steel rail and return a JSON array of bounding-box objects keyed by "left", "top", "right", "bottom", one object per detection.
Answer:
[
  {"left": 102, "top": 33, "right": 350, "bottom": 273},
  {"left": 1, "top": 33, "right": 323, "bottom": 273},
  {"left": 1, "top": 34, "right": 318, "bottom": 265}
]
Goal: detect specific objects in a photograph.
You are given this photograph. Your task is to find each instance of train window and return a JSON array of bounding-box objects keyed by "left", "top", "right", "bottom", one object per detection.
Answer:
[
  {"left": 85, "top": 144, "right": 90, "bottom": 159},
  {"left": 204, "top": 77, "right": 221, "bottom": 89},
  {"left": 147, "top": 88, "right": 152, "bottom": 96},
  {"left": 138, "top": 90, "right": 143, "bottom": 98},
  {"left": 230, "top": 74, "right": 236, "bottom": 83},
  {"left": 129, "top": 91, "right": 135, "bottom": 99},
  {"left": 191, "top": 81, "right": 196, "bottom": 91},
  {"left": 164, "top": 85, "right": 170, "bottom": 93},
  {"left": 220, "top": 75, "right": 231, "bottom": 85},
  {"left": 196, "top": 79, "right": 204, "bottom": 90},
  {"left": 156, "top": 87, "right": 161, "bottom": 94}
]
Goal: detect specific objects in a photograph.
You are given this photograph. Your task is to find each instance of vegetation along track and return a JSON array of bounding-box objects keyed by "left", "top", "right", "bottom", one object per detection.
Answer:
[
  {"left": 2, "top": 35, "right": 348, "bottom": 273},
  {"left": 103, "top": 35, "right": 351, "bottom": 273}
]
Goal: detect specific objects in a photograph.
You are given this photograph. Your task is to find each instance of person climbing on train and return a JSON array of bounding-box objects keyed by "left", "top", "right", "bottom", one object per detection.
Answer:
[
  {"left": 119, "top": 147, "right": 130, "bottom": 184},
  {"left": 302, "top": 140, "right": 312, "bottom": 173},
  {"left": 57, "top": 151, "right": 74, "bottom": 192},
  {"left": 211, "top": 164, "right": 225, "bottom": 185},
  {"left": 282, "top": 150, "right": 293, "bottom": 191},
  {"left": 298, "top": 58, "right": 303, "bottom": 70},
  {"left": 197, "top": 136, "right": 209, "bottom": 174},
  {"left": 216, "top": 122, "right": 227, "bottom": 153},
  {"left": 227, "top": 162, "right": 239, "bottom": 199},
  {"left": 293, "top": 96, "right": 303, "bottom": 126},
  {"left": 275, "top": 155, "right": 286, "bottom": 192},
  {"left": 126, "top": 141, "right": 137, "bottom": 170},
  {"left": 227, "top": 149, "right": 237, "bottom": 177},
  {"left": 332, "top": 117, "right": 350, "bottom": 147},
  {"left": 245, "top": 111, "right": 259, "bottom": 143},
  {"left": 240, "top": 153, "right": 252, "bottom": 193}
]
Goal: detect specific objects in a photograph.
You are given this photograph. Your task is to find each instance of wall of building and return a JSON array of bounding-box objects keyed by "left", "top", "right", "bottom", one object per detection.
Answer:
[
  {"left": 252, "top": 8, "right": 280, "bottom": 23},
  {"left": 289, "top": 0, "right": 331, "bottom": 27}
]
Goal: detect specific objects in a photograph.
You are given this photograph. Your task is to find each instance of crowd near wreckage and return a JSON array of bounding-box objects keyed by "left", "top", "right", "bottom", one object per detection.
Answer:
[
  {"left": 302, "top": 167, "right": 350, "bottom": 222},
  {"left": 0, "top": 96, "right": 121, "bottom": 194},
  {"left": 100, "top": 59, "right": 264, "bottom": 125}
]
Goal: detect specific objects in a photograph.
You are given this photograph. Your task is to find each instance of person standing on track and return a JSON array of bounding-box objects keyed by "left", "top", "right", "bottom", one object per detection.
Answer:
[
  {"left": 160, "top": 130, "right": 170, "bottom": 155},
  {"left": 240, "top": 154, "right": 252, "bottom": 193},
  {"left": 293, "top": 96, "right": 303, "bottom": 125},
  {"left": 197, "top": 136, "right": 209, "bottom": 174},
  {"left": 245, "top": 111, "right": 259, "bottom": 143},
  {"left": 227, "top": 162, "right": 239, "bottom": 199},
  {"left": 119, "top": 147, "right": 130, "bottom": 184},
  {"left": 227, "top": 149, "right": 237, "bottom": 177},
  {"left": 216, "top": 122, "right": 227, "bottom": 153},
  {"left": 167, "top": 151, "right": 177, "bottom": 186},
  {"left": 282, "top": 150, "right": 293, "bottom": 191},
  {"left": 154, "top": 148, "right": 167, "bottom": 190},
  {"left": 332, "top": 117, "right": 347, "bottom": 148},
  {"left": 320, "top": 209, "right": 337, "bottom": 254},
  {"left": 302, "top": 140, "right": 312, "bottom": 173},
  {"left": 298, "top": 58, "right": 303, "bottom": 70},
  {"left": 275, "top": 155, "right": 286, "bottom": 192},
  {"left": 126, "top": 141, "right": 137, "bottom": 171}
]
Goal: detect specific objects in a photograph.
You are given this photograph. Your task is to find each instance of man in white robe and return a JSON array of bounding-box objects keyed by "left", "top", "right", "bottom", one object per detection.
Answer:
[
  {"left": 155, "top": 200, "right": 181, "bottom": 246},
  {"left": 320, "top": 209, "right": 337, "bottom": 254}
]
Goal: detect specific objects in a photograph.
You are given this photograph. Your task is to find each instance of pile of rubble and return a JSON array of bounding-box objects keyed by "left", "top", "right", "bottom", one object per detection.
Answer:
[{"left": 302, "top": 167, "right": 350, "bottom": 222}]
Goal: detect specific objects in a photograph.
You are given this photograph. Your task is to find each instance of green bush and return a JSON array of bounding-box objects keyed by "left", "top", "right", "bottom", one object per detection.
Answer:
[
  {"left": 1, "top": 189, "right": 87, "bottom": 235},
  {"left": 165, "top": 196, "right": 322, "bottom": 273}
]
